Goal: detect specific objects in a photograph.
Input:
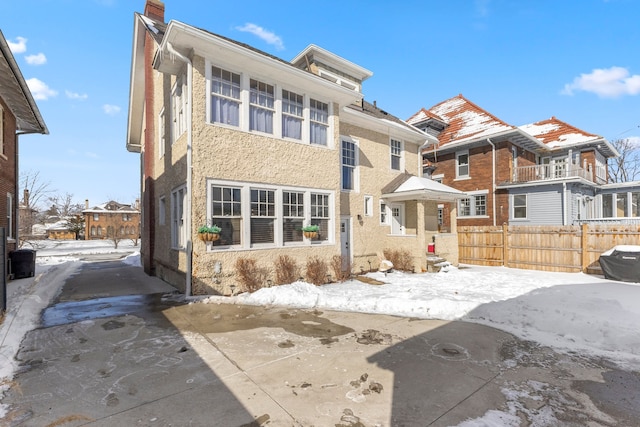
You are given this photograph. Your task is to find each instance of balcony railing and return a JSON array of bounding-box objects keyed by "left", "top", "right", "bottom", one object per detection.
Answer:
[{"left": 505, "top": 164, "right": 594, "bottom": 184}]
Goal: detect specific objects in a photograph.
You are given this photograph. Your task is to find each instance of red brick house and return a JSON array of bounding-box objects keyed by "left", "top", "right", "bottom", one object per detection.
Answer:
[
  {"left": 409, "top": 94, "right": 619, "bottom": 227},
  {"left": 0, "top": 30, "right": 48, "bottom": 267},
  {"left": 83, "top": 201, "right": 141, "bottom": 241}
]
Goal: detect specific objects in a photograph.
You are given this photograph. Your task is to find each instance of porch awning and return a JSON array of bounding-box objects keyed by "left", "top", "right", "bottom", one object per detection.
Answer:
[{"left": 381, "top": 176, "right": 466, "bottom": 202}]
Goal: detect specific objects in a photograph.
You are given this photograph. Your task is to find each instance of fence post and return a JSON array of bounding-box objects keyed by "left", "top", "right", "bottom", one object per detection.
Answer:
[
  {"left": 581, "top": 223, "right": 589, "bottom": 273},
  {"left": 502, "top": 224, "right": 508, "bottom": 267}
]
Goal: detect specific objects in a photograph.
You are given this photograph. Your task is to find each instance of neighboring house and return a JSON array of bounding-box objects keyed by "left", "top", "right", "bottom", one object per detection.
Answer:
[
  {"left": 408, "top": 94, "right": 620, "bottom": 227},
  {"left": 83, "top": 200, "right": 141, "bottom": 241},
  {"left": 0, "top": 30, "right": 48, "bottom": 264},
  {"left": 126, "top": 0, "right": 464, "bottom": 295}
]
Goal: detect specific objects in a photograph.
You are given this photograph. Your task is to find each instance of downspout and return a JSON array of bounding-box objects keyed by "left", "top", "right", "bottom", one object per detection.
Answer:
[
  {"left": 563, "top": 182, "right": 568, "bottom": 225},
  {"left": 167, "top": 42, "right": 194, "bottom": 297},
  {"left": 487, "top": 138, "right": 497, "bottom": 226}
]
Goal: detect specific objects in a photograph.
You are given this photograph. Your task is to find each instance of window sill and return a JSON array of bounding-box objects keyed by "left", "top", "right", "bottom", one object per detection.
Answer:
[
  {"left": 458, "top": 215, "right": 490, "bottom": 219},
  {"left": 454, "top": 176, "right": 471, "bottom": 181}
]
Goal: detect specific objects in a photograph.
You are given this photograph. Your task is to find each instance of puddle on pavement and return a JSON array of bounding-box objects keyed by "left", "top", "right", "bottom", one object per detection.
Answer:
[
  {"left": 573, "top": 369, "right": 640, "bottom": 423},
  {"left": 41, "top": 293, "right": 183, "bottom": 328},
  {"left": 173, "top": 304, "right": 354, "bottom": 340}
]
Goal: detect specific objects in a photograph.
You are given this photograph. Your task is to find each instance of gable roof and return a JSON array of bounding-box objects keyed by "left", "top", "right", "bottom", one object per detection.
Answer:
[
  {"left": 425, "top": 94, "right": 515, "bottom": 145},
  {"left": 381, "top": 174, "right": 465, "bottom": 202},
  {"left": 519, "top": 116, "right": 618, "bottom": 157},
  {"left": 0, "top": 29, "right": 48, "bottom": 135}
]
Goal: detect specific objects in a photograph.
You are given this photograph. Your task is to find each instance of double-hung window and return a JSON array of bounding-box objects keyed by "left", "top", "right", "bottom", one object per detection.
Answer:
[
  {"left": 390, "top": 139, "right": 403, "bottom": 171},
  {"left": 249, "top": 79, "right": 274, "bottom": 134},
  {"left": 171, "top": 186, "right": 186, "bottom": 249},
  {"left": 456, "top": 150, "right": 469, "bottom": 179},
  {"left": 310, "top": 99, "right": 328, "bottom": 145},
  {"left": 211, "top": 66, "right": 241, "bottom": 127},
  {"left": 513, "top": 194, "right": 527, "bottom": 219},
  {"left": 158, "top": 108, "right": 166, "bottom": 158},
  {"left": 341, "top": 139, "right": 357, "bottom": 191},
  {"left": 171, "top": 75, "right": 186, "bottom": 141},
  {"left": 311, "top": 193, "right": 330, "bottom": 241},
  {"left": 283, "top": 191, "right": 304, "bottom": 243},
  {"left": 250, "top": 189, "right": 275, "bottom": 244},
  {"left": 380, "top": 201, "right": 388, "bottom": 225},
  {"left": 211, "top": 185, "right": 242, "bottom": 246},
  {"left": 458, "top": 191, "right": 487, "bottom": 217},
  {"left": 282, "top": 90, "right": 303, "bottom": 140}
]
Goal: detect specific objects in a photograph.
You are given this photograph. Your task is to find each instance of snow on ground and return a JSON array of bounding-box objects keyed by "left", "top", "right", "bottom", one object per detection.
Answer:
[
  {"left": 2, "top": 239, "right": 640, "bottom": 423},
  {"left": 202, "top": 264, "right": 640, "bottom": 371}
]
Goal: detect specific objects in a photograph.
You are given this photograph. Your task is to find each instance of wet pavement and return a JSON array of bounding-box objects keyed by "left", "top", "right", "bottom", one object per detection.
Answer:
[{"left": 2, "top": 259, "right": 640, "bottom": 426}]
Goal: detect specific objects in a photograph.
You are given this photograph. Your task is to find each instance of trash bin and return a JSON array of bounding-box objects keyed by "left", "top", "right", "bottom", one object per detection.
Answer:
[{"left": 10, "top": 249, "right": 36, "bottom": 279}]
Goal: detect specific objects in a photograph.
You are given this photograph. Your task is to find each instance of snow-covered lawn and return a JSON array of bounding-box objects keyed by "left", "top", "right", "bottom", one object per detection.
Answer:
[{"left": 203, "top": 264, "right": 640, "bottom": 371}]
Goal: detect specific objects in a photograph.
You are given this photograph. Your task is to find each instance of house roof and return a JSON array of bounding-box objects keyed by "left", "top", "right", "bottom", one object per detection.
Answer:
[
  {"left": 0, "top": 30, "right": 48, "bottom": 135},
  {"left": 344, "top": 100, "right": 436, "bottom": 145},
  {"left": 83, "top": 201, "right": 139, "bottom": 214},
  {"left": 519, "top": 116, "right": 618, "bottom": 157},
  {"left": 381, "top": 174, "right": 466, "bottom": 202}
]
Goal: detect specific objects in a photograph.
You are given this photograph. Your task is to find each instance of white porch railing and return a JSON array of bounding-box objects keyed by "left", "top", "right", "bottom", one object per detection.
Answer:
[{"left": 507, "top": 164, "right": 592, "bottom": 184}]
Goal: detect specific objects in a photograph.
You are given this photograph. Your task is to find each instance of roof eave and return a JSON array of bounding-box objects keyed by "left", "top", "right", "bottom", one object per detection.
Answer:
[{"left": 126, "top": 14, "right": 148, "bottom": 153}]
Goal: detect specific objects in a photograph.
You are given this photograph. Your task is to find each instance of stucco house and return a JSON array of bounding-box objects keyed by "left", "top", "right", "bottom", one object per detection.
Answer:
[
  {"left": 126, "top": 0, "right": 464, "bottom": 296},
  {"left": 409, "top": 94, "right": 621, "bottom": 227},
  {"left": 0, "top": 30, "right": 48, "bottom": 274}
]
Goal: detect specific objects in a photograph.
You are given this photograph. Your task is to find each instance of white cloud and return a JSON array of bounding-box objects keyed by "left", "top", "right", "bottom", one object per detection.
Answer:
[
  {"left": 8, "top": 36, "right": 27, "bottom": 54},
  {"left": 562, "top": 66, "right": 640, "bottom": 98},
  {"left": 103, "top": 104, "right": 121, "bottom": 115},
  {"left": 65, "top": 90, "right": 88, "bottom": 100},
  {"left": 26, "top": 78, "right": 58, "bottom": 100},
  {"left": 25, "top": 53, "right": 47, "bottom": 65},
  {"left": 235, "top": 23, "right": 284, "bottom": 51}
]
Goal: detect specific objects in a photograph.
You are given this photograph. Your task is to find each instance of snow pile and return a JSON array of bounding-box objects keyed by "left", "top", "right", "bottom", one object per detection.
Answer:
[{"left": 202, "top": 265, "right": 640, "bottom": 370}]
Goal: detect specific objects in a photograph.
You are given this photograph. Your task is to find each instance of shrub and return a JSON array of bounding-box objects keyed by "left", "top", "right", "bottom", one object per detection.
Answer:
[
  {"left": 331, "top": 255, "right": 351, "bottom": 282},
  {"left": 274, "top": 255, "right": 299, "bottom": 285},
  {"left": 382, "top": 249, "right": 414, "bottom": 272},
  {"left": 235, "top": 257, "right": 269, "bottom": 293},
  {"left": 305, "top": 256, "right": 329, "bottom": 286}
]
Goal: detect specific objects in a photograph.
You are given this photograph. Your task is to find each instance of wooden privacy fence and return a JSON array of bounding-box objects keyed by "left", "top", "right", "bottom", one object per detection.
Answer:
[{"left": 458, "top": 224, "right": 640, "bottom": 273}]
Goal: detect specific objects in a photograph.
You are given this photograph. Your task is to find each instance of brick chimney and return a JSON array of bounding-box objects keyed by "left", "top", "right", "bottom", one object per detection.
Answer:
[{"left": 144, "top": 0, "right": 165, "bottom": 21}]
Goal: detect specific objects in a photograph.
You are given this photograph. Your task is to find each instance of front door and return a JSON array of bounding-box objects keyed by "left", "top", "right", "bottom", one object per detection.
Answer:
[
  {"left": 340, "top": 217, "right": 351, "bottom": 270},
  {"left": 390, "top": 203, "right": 404, "bottom": 235}
]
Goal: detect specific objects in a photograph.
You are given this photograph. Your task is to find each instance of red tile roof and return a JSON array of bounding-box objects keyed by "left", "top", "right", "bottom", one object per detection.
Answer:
[{"left": 519, "top": 116, "right": 603, "bottom": 148}]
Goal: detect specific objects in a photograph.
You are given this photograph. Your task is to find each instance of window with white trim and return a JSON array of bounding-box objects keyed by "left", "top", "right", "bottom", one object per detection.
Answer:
[
  {"left": 310, "top": 99, "right": 328, "bottom": 145},
  {"left": 249, "top": 78, "right": 274, "bottom": 134},
  {"left": 458, "top": 191, "right": 487, "bottom": 217},
  {"left": 390, "top": 139, "right": 403, "bottom": 171},
  {"left": 171, "top": 185, "right": 186, "bottom": 249},
  {"left": 207, "top": 180, "right": 333, "bottom": 249},
  {"left": 211, "top": 66, "right": 241, "bottom": 127},
  {"left": 251, "top": 188, "right": 275, "bottom": 244},
  {"left": 7, "top": 193, "right": 13, "bottom": 239},
  {"left": 380, "top": 201, "right": 388, "bottom": 225},
  {"left": 158, "top": 108, "right": 165, "bottom": 158},
  {"left": 171, "top": 75, "right": 186, "bottom": 142},
  {"left": 211, "top": 185, "right": 242, "bottom": 246},
  {"left": 282, "top": 89, "right": 303, "bottom": 140},
  {"left": 283, "top": 191, "right": 304, "bottom": 243},
  {"left": 456, "top": 150, "right": 469, "bottom": 179},
  {"left": 311, "top": 193, "right": 330, "bottom": 242},
  {"left": 364, "top": 195, "right": 373, "bottom": 217},
  {"left": 341, "top": 138, "right": 357, "bottom": 191},
  {"left": 512, "top": 194, "right": 527, "bottom": 219}
]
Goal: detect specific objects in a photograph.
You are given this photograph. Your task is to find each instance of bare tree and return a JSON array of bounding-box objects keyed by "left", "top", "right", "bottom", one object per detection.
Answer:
[
  {"left": 65, "top": 215, "right": 85, "bottom": 240},
  {"left": 608, "top": 138, "right": 640, "bottom": 183},
  {"left": 19, "top": 170, "right": 55, "bottom": 237},
  {"left": 48, "top": 192, "right": 84, "bottom": 217}
]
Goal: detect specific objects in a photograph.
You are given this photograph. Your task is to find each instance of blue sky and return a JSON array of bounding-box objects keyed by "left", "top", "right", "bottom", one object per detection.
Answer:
[{"left": 2, "top": 0, "right": 639, "bottom": 208}]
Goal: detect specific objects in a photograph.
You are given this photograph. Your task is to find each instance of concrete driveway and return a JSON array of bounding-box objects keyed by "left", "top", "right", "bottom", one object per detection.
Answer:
[{"left": 1, "top": 259, "right": 638, "bottom": 426}]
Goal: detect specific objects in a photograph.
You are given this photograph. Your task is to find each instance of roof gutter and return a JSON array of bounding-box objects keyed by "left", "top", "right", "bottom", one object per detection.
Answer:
[{"left": 167, "top": 42, "right": 194, "bottom": 298}]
